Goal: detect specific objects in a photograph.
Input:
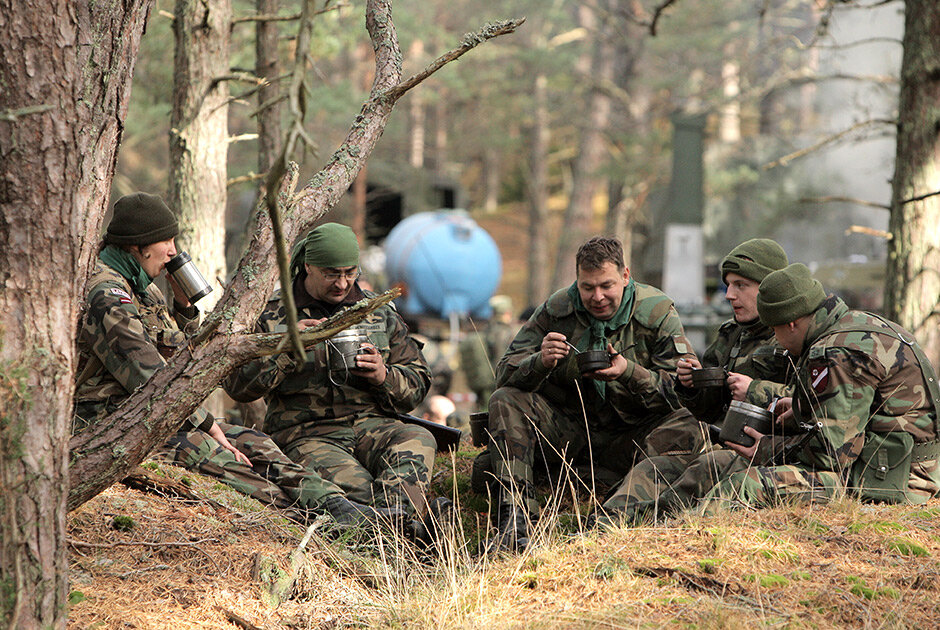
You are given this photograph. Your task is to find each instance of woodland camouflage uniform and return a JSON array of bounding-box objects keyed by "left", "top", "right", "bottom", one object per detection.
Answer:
[
  {"left": 601, "top": 291, "right": 940, "bottom": 522},
  {"left": 488, "top": 281, "right": 696, "bottom": 516},
  {"left": 74, "top": 258, "right": 345, "bottom": 521},
  {"left": 675, "top": 319, "right": 790, "bottom": 424},
  {"left": 223, "top": 280, "right": 435, "bottom": 518}
]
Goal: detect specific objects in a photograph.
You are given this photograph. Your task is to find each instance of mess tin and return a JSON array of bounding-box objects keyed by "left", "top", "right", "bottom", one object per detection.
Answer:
[
  {"left": 576, "top": 349, "right": 614, "bottom": 375},
  {"left": 469, "top": 411, "right": 490, "bottom": 447},
  {"left": 326, "top": 326, "right": 371, "bottom": 372},
  {"left": 718, "top": 400, "right": 774, "bottom": 447},
  {"left": 690, "top": 366, "right": 727, "bottom": 389}
]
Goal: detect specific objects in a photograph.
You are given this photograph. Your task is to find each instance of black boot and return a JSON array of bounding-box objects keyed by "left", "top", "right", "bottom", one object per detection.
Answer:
[
  {"left": 320, "top": 495, "right": 403, "bottom": 527},
  {"left": 487, "top": 504, "right": 530, "bottom": 553}
]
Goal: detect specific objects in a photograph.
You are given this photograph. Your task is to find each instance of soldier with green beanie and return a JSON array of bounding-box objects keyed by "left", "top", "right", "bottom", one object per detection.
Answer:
[
  {"left": 674, "top": 238, "right": 791, "bottom": 425},
  {"left": 224, "top": 223, "right": 438, "bottom": 527},
  {"left": 596, "top": 263, "right": 940, "bottom": 525},
  {"left": 75, "top": 195, "right": 394, "bottom": 528}
]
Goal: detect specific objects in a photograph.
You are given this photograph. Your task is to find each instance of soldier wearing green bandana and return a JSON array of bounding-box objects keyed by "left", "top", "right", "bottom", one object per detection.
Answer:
[
  {"left": 485, "top": 236, "right": 696, "bottom": 550},
  {"left": 74, "top": 194, "right": 390, "bottom": 528},
  {"left": 597, "top": 263, "right": 940, "bottom": 525},
  {"left": 224, "top": 223, "right": 437, "bottom": 522}
]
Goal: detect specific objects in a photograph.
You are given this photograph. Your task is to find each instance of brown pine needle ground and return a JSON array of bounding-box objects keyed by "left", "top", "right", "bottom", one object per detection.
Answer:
[{"left": 68, "top": 453, "right": 940, "bottom": 629}]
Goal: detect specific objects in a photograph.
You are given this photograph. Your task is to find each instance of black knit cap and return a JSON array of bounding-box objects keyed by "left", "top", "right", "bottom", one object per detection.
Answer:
[{"left": 104, "top": 192, "right": 179, "bottom": 246}]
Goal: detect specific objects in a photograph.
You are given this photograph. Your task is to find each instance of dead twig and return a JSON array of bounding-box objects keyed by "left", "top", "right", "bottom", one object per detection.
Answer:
[
  {"left": 119, "top": 465, "right": 226, "bottom": 510},
  {"left": 763, "top": 118, "right": 895, "bottom": 170}
]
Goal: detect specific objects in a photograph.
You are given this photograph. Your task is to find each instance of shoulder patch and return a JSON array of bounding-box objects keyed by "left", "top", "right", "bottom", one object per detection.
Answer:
[
  {"left": 109, "top": 287, "right": 133, "bottom": 304},
  {"left": 807, "top": 360, "right": 830, "bottom": 394}
]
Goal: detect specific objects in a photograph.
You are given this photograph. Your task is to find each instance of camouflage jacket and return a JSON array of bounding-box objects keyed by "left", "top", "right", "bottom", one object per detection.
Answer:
[
  {"left": 789, "top": 296, "right": 940, "bottom": 499},
  {"left": 223, "top": 281, "right": 431, "bottom": 445},
  {"left": 460, "top": 320, "right": 518, "bottom": 394},
  {"left": 676, "top": 317, "right": 791, "bottom": 423},
  {"left": 495, "top": 282, "right": 694, "bottom": 429},
  {"left": 74, "top": 260, "right": 212, "bottom": 432}
]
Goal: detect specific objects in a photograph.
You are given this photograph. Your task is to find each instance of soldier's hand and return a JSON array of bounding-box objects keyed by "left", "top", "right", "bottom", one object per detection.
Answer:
[
  {"left": 727, "top": 372, "right": 753, "bottom": 400},
  {"left": 208, "top": 422, "right": 253, "bottom": 466},
  {"left": 540, "top": 332, "right": 571, "bottom": 369},
  {"left": 297, "top": 317, "right": 326, "bottom": 331},
  {"left": 676, "top": 357, "right": 702, "bottom": 388},
  {"left": 352, "top": 343, "right": 388, "bottom": 385},
  {"left": 725, "top": 425, "right": 763, "bottom": 459},
  {"left": 773, "top": 397, "right": 794, "bottom": 426},
  {"left": 585, "top": 343, "right": 628, "bottom": 381}
]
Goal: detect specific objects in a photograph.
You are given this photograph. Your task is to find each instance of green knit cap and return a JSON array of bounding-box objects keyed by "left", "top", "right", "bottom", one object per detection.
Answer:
[
  {"left": 105, "top": 192, "right": 179, "bottom": 246},
  {"left": 720, "top": 238, "right": 789, "bottom": 283},
  {"left": 290, "top": 223, "right": 359, "bottom": 277},
  {"left": 757, "top": 263, "right": 827, "bottom": 327}
]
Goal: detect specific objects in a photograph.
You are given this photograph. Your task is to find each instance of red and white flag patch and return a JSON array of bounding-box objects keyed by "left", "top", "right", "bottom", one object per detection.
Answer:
[
  {"left": 110, "top": 287, "right": 133, "bottom": 304},
  {"left": 809, "top": 365, "right": 829, "bottom": 394}
]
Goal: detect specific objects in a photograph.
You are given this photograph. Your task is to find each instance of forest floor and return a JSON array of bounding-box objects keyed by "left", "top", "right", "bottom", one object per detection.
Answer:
[{"left": 68, "top": 441, "right": 940, "bottom": 629}]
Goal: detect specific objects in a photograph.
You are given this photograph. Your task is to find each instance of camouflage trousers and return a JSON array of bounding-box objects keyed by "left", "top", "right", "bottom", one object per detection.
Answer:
[
  {"left": 157, "top": 422, "right": 343, "bottom": 521},
  {"left": 277, "top": 415, "right": 436, "bottom": 519},
  {"left": 601, "top": 446, "right": 842, "bottom": 523},
  {"left": 487, "top": 386, "right": 696, "bottom": 515}
]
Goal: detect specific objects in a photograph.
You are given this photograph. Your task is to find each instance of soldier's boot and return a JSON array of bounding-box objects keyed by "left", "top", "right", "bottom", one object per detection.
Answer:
[
  {"left": 420, "top": 496, "right": 458, "bottom": 548},
  {"left": 470, "top": 450, "right": 496, "bottom": 495},
  {"left": 320, "top": 495, "right": 404, "bottom": 528},
  {"left": 486, "top": 504, "right": 530, "bottom": 553}
]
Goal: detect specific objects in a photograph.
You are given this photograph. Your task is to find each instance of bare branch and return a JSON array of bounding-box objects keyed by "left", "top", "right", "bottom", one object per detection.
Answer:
[
  {"left": 648, "top": 0, "right": 679, "bottom": 36},
  {"left": 231, "top": 1, "right": 348, "bottom": 25},
  {"left": 763, "top": 118, "right": 896, "bottom": 170},
  {"left": 845, "top": 225, "right": 892, "bottom": 240},
  {"left": 799, "top": 195, "right": 890, "bottom": 210},
  {"left": 383, "top": 19, "right": 526, "bottom": 102},
  {"left": 227, "top": 172, "right": 267, "bottom": 187}
]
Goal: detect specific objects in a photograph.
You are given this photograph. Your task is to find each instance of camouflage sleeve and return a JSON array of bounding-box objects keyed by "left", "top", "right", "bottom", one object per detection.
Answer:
[
  {"left": 796, "top": 347, "right": 882, "bottom": 471},
  {"left": 85, "top": 282, "right": 167, "bottom": 394},
  {"left": 745, "top": 378, "right": 791, "bottom": 409},
  {"left": 369, "top": 309, "right": 431, "bottom": 413},
  {"left": 494, "top": 304, "right": 554, "bottom": 391},
  {"left": 223, "top": 304, "right": 297, "bottom": 402},
  {"left": 172, "top": 301, "right": 200, "bottom": 335},
  {"left": 86, "top": 281, "right": 210, "bottom": 431},
  {"left": 607, "top": 305, "right": 691, "bottom": 414}
]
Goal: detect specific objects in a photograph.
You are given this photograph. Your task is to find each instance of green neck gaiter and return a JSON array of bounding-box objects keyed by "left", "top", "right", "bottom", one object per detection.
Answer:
[
  {"left": 566, "top": 276, "right": 636, "bottom": 398},
  {"left": 99, "top": 245, "right": 152, "bottom": 295}
]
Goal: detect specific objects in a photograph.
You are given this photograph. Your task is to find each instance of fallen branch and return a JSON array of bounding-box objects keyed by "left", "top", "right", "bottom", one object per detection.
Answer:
[{"left": 120, "top": 465, "right": 226, "bottom": 510}]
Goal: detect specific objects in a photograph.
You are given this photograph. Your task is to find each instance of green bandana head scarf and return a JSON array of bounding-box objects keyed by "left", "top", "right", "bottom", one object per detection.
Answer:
[
  {"left": 566, "top": 275, "right": 636, "bottom": 398},
  {"left": 290, "top": 223, "right": 360, "bottom": 279},
  {"left": 99, "top": 245, "right": 153, "bottom": 294}
]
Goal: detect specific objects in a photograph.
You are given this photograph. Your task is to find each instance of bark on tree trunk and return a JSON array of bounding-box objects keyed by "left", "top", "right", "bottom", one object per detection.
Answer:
[
  {"left": 256, "top": 0, "right": 282, "bottom": 173},
  {"left": 526, "top": 72, "right": 550, "bottom": 308},
  {"left": 0, "top": 3, "right": 154, "bottom": 627},
  {"left": 885, "top": 0, "right": 940, "bottom": 368},
  {"left": 551, "top": 3, "right": 615, "bottom": 288},
  {"left": 169, "top": 0, "right": 232, "bottom": 315}
]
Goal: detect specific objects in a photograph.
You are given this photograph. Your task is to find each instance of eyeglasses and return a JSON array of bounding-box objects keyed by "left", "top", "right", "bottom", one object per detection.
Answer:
[{"left": 320, "top": 268, "right": 361, "bottom": 282}]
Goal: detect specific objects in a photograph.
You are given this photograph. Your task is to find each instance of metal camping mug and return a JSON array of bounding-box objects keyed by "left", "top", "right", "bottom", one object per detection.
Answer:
[
  {"left": 165, "top": 251, "right": 212, "bottom": 304},
  {"left": 327, "top": 326, "right": 371, "bottom": 373},
  {"left": 718, "top": 400, "right": 774, "bottom": 447}
]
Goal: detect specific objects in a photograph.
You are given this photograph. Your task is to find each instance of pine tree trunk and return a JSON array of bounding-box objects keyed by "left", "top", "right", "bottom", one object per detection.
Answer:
[
  {"left": 551, "top": 4, "right": 615, "bottom": 288},
  {"left": 885, "top": 0, "right": 940, "bottom": 368},
  {"left": 526, "top": 72, "right": 551, "bottom": 308},
  {"left": 0, "top": 3, "right": 153, "bottom": 626},
  {"left": 256, "top": 0, "right": 282, "bottom": 173},
  {"left": 169, "top": 0, "right": 232, "bottom": 313}
]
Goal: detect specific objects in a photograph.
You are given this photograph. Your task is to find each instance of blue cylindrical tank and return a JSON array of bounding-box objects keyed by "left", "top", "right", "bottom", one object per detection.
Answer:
[{"left": 384, "top": 210, "right": 502, "bottom": 319}]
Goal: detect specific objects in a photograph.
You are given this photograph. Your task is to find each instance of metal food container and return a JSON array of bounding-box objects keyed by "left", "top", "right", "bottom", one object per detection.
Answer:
[{"left": 718, "top": 400, "right": 773, "bottom": 447}]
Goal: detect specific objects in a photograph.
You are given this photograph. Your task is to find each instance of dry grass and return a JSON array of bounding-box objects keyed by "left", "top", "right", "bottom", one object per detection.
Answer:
[{"left": 68, "top": 452, "right": 940, "bottom": 629}]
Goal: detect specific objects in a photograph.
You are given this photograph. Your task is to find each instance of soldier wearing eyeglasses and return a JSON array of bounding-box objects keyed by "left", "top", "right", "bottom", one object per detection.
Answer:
[{"left": 224, "top": 223, "right": 436, "bottom": 528}]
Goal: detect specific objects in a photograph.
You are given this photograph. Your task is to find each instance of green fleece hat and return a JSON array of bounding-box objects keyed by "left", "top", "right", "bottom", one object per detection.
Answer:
[
  {"left": 720, "top": 238, "right": 789, "bottom": 283},
  {"left": 757, "top": 263, "right": 827, "bottom": 327},
  {"left": 105, "top": 192, "right": 179, "bottom": 246}
]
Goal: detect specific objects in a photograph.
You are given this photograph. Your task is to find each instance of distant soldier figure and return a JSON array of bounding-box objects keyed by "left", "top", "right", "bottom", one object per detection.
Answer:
[
  {"left": 459, "top": 294, "right": 518, "bottom": 409},
  {"left": 75, "top": 194, "right": 388, "bottom": 527},
  {"left": 224, "top": 223, "right": 437, "bottom": 524},
  {"left": 674, "top": 238, "right": 791, "bottom": 425},
  {"left": 599, "top": 263, "right": 940, "bottom": 523},
  {"left": 486, "top": 236, "right": 696, "bottom": 550}
]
